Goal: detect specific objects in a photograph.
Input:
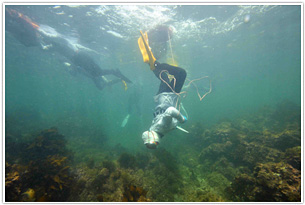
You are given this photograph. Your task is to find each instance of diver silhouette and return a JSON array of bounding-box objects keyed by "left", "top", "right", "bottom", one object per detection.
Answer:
[{"left": 5, "top": 7, "right": 132, "bottom": 91}]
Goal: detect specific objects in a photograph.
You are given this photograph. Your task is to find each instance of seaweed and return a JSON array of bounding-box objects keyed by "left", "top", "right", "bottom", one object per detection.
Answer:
[
  {"left": 122, "top": 184, "right": 150, "bottom": 202},
  {"left": 5, "top": 128, "right": 76, "bottom": 202},
  {"left": 228, "top": 162, "right": 301, "bottom": 202},
  {"left": 102, "top": 159, "right": 116, "bottom": 172},
  {"left": 118, "top": 152, "right": 136, "bottom": 169},
  {"left": 5, "top": 99, "right": 301, "bottom": 202},
  {"left": 283, "top": 146, "right": 301, "bottom": 170},
  {"left": 5, "top": 162, "right": 24, "bottom": 201},
  {"left": 271, "top": 126, "right": 301, "bottom": 151},
  {"left": 194, "top": 100, "right": 301, "bottom": 202}
]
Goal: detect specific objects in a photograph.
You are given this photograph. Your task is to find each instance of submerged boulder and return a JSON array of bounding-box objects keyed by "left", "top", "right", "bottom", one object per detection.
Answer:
[{"left": 229, "top": 162, "right": 301, "bottom": 202}]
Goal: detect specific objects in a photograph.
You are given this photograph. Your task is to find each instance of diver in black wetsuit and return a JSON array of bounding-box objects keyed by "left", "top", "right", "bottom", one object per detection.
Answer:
[{"left": 5, "top": 7, "right": 132, "bottom": 91}]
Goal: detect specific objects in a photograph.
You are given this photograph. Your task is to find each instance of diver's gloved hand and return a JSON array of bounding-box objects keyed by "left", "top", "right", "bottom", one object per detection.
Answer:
[{"left": 182, "top": 115, "right": 187, "bottom": 123}]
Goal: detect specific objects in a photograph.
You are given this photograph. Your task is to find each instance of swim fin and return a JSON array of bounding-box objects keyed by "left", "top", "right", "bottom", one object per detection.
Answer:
[
  {"left": 114, "top": 69, "right": 132, "bottom": 83},
  {"left": 138, "top": 31, "right": 156, "bottom": 70},
  {"left": 121, "top": 114, "right": 130, "bottom": 127},
  {"left": 122, "top": 80, "right": 128, "bottom": 91}
]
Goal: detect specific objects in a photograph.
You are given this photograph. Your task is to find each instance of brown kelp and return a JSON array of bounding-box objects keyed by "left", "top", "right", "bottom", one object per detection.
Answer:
[{"left": 5, "top": 128, "right": 76, "bottom": 202}]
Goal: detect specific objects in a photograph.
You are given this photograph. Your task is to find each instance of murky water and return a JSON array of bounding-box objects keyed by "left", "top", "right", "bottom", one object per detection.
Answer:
[{"left": 5, "top": 4, "right": 301, "bottom": 202}]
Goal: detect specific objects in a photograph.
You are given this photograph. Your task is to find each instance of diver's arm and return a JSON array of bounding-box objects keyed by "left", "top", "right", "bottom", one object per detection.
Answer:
[{"left": 164, "top": 106, "right": 185, "bottom": 123}]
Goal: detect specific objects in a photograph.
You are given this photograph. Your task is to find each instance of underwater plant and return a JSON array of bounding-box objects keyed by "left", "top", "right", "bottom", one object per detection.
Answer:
[
  {"left": 5, "top": 128, "right": 76, "bottom": 202},
  {"left": 228, "top": 162, "right": 301, "bottom": 202},
  {"left": 271, "top": 125, "right": 301, "bottom": 151},
  {"left": 122, "top": 184, "right": 151, "bottom": 202},
  {"left": 6, "top": 100, "right": 300, "bottom": 202},
  {"left": 118, "top": 152, "right": 137, "bottom": 169},
  {"left": 283, "top": 146, "right": 301, "bottom": 170},
  {"left": 192, "top": 100, "right": 301, "bottom": 202},
  {"left": 102, "top": 159, "right": 117, "bottom": 172},
  {"left": 5, "top": 162, "right": 23, "bottom": 201}
]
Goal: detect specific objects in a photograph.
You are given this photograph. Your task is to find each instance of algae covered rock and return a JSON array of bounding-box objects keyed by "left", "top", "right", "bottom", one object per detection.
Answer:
[
  {"left": 26, "top": 127, "right": 70, "bottom": 161},
  {"left": 272, "top": 127, "right": 301, "bottom": 151},
  {"left": 5, "top": 128, "right": 75, "bottom": 202},
  {"left": 253, "top": 162, "right": 301, "bottom": 202},
  {"left": 230, "top": 141, "right": 283, "bottom": 168},
  {"left": 283, "top": 146, "right": 301, "bottom": 170},
  {"left": 229, "top": 162, "right": 301, "bottom": 202},
  {"left": 199, "top": 141, "right": 233, "bottom": 163}
]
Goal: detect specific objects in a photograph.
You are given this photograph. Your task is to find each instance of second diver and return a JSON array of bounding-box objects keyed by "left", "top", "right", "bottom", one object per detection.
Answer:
[{"left": 5, "top": 7, "right": 132, "bottom": 91}]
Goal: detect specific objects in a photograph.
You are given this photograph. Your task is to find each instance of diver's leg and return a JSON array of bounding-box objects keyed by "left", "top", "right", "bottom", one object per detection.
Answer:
[
  {"left": 101, "top": 69, "right": 132, "bottom": 83},
  {"left": 153, "top": 62, "right": 187, "bottom": 94},
  {"left": 93, "top": 77, "right": 105, "bottom": 91},
  {"left": 105, "top": 78, "right": 122, "bottom": 86},
  {"left": 153, "top": 62, "right": 172, "bottom": 94},
  {"left": 99, "top": 69, "right": 117, "bottom": 75},
  {"left": 93, "top": 77, "right": 122, "bottom": 91},
  {"left": 169, "top": 66, "right": 186, "bottom": 93}
]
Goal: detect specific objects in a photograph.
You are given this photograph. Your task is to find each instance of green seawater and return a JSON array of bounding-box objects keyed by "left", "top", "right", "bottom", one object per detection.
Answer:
[{"left": 5, "top": 5, "right": 301, "bottom": 202}]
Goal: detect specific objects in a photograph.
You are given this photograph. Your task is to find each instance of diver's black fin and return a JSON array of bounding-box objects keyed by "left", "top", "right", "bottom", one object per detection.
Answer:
[{"left": 114, "top": 69, "right": 132, "bottom": 83}]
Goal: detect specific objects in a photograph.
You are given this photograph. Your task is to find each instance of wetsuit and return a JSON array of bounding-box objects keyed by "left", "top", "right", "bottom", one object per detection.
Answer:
[{"left": 5, "top": 8, "right": 132, "bottom": 90}]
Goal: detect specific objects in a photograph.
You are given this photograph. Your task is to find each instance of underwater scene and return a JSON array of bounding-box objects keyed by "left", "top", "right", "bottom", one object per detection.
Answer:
[{"left": 5, "top": 4, "right": 302, "bottom": 202}]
